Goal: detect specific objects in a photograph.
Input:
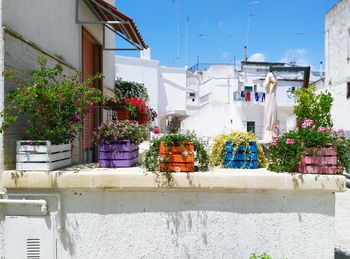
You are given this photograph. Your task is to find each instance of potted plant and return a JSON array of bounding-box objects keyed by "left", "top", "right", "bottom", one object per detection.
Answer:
[
  {"left": 0, "top": 56, "right": 102, "bottom": 170},
  {"left": 94, "top": 120, "right": 148, "bottom": 168},
  {"left": 268, "top": 86, "right": 350, "bottom": 174},
  {"left": 210, "top": 131, "right": 268, "bottom": 169},
  {"left": 144, "top": 132, "right": 209, "bottom": 172},
  {"left": 268, "top": 119, "right": 350, "bottom": 174},
  {"left": 116, "top": 97, "right": 157, "bottom": 125},
  {"left": 115, "top": 79, "right": 149, "bottom": 102}
]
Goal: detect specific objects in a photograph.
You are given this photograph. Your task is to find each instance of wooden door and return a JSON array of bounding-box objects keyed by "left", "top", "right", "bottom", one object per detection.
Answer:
[{"left": 82, "top": 28, "right": 102, "bottom": 162}]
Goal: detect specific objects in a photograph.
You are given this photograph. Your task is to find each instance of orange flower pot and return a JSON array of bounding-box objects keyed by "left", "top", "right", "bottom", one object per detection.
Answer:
[{"left": 159, "top": 142, "right": 194, "bottom": 172}]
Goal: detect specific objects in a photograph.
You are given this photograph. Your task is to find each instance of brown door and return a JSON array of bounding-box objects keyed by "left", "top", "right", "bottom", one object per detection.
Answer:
[{"left": 82, "top": 28, "right": 102, "bottom": 162}]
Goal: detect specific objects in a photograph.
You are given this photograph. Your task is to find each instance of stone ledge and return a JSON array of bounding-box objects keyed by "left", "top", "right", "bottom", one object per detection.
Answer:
[{"left": 1, "top": 166, "right": 346, "bottom": 192}]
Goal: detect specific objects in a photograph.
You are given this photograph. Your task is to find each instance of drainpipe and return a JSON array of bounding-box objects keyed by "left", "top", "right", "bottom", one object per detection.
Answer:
[
  {"left": 0, "top": 199, "right": 48, "bottom": 214},
  {"left": 0, "top": 192, "right": 63, "bottom": 232}
]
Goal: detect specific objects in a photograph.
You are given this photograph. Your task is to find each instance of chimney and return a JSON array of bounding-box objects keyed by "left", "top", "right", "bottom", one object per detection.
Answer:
[{"left": 140, "top": 48, "right": 151, "bottom": 60}]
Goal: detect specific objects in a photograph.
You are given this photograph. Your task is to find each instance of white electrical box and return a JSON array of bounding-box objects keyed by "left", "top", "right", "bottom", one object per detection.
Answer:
[{"left": 5, "top": 215, "right": 56, "bottom": 259}]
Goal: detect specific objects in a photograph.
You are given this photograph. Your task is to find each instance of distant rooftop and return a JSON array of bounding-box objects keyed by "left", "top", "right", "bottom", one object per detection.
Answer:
[{"left": 241, "top": 61, "right": 287, "bottom": 67}]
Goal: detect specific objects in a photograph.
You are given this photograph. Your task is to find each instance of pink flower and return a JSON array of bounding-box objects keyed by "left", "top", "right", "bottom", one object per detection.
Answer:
[
  {"left": 271, "top": 140, "right": 277, "bottom": 146},
  {"left": 301, "top": 119, "right": 314, "bottom": 129},
  {"left": 338, "top": 129, "right": 345, "bottom": 134},
  {"left": 337, "top": 138, "right": 344, "bottom": 142},
  {"left": 317, "top": 126, "right": 330, "bottom": 133},
  {"left": 153, "top": 128, "right": 160, "bottom": 134},
  {"left": 273, "top": 136, "right": 281, "bottom": 141},
  {"left": 273, "top": 125, "right": 279, "bottom": 131},
  {"left": 285, "top": 138, "right": 295, "bottom": 145}
]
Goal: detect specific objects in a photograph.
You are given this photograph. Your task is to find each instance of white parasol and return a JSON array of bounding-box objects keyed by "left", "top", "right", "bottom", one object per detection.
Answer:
[{"left": 263, "top": 72, "right": 278, "bottom": 142}]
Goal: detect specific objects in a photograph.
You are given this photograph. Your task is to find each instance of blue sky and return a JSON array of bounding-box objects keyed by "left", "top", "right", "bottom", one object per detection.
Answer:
[{"left": 116, "top": 0, "right": 339, "bottom": 70}]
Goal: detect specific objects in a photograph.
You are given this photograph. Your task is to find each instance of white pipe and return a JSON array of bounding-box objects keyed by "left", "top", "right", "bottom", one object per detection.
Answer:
[
  {"left": 0, "top": 199, "right": 48, "bottom": 214},
  {"left": 0, "top": 192, "right": 63, "bottom": 232}
]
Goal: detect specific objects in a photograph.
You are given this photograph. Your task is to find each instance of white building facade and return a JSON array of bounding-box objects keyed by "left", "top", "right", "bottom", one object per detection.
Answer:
[
  {"left": 181, "top": 62, "right": 306, "bottom": 139},
  {"left": 325, "top": 0, "right": 350, "bottom": 131}
]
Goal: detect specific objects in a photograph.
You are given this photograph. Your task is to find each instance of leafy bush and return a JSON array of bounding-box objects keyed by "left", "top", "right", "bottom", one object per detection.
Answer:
[
  {"left": 93, "top": 120, "right": 148, "bottom": 144},
  {"left": 144, "top": 131, "right": 209, "bottom": 172},
  {"left": 0, "top": 56, "right": 102, "bottom": 144},
  {"left": 115, "top": 79, "right": 149, "bottom": 102},
  {"left": 268, "top": 119, "right": 350, "bottom": 172},
  {"left": 294, "top": 86, "right": 333, "bottom": 128},
  {"left": 210, "top": 131, "right": 268, "bottom": 168}
]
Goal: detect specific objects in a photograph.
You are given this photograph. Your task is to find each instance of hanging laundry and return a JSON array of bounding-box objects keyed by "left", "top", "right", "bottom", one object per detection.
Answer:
[
  {"left": 246, "top": 91, "right": 251, "bottom": 102},
  {"left": 255, "top": 92, "right": 259, "bottom": 102},
  {"left": 241, "top": 91, "right": 245, "bottom": 98},
  {"left": 262, "top": 93, "right": 266, "bottom": 102}
]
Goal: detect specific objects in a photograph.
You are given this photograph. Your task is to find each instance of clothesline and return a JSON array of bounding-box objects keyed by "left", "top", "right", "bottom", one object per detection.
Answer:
[{"left": 239, "top": 91, "right": 265, "bottom": 102}]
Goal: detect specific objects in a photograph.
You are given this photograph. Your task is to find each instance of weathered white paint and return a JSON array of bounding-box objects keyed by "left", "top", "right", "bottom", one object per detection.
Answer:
[
  {"left": 0, "top": 187, "right": 339, "bottom": 258},
  {"left": 0, "top": 168, "right": 344, "bottom": 258},
  {"left": 325, "top": 0, "right": 350, "bottom": 131}
]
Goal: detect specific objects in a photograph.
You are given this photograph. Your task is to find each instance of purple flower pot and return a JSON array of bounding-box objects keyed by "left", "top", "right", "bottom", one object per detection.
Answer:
[{"left": 99, "top": 140, "right": 139, "bottom": 168}]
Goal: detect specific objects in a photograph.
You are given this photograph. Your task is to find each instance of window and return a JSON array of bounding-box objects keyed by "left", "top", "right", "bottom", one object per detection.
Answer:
[
  {"left": 189, "top": 92, "right": 195, "bottom": 97},
  {"left": 347, "top": 82, "right": 350, "bottom": 99},
  {"left": 244, "top": 86, "right": 253, "bottom": 92},
  {"left": 247, "top": 121, "right": 255, "bottom": 134}
]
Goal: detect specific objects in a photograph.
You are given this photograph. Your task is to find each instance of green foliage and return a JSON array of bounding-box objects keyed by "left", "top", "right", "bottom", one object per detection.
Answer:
[
  {"left": 210, "top": 131, "right": 268, "bottom": 168},
  {"left": 0, "top": 56, "right": 103, "bottom": 144},
  {"left": 268, "top": 121, "right": 350, "bottom": 172},
  {"left": 144, "top": 131, "right": 209, "bottom": 172},
  {"left": 93, "top": 120, "right": 148, "bottom": 144},
  {"left": 270, "top": 88, "right": 350, "bottom": 173},
  {"left": 294, "top": 86, "right": 333, "bottom": 128},
  {"left": 115, "top": 79, "right": 149, "bottom": 102},
  {"left": 250, "top": 253, "right": 274, "bottom": 259}
]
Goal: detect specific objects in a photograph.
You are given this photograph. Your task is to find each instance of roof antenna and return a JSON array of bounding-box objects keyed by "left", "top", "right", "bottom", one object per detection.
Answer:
[{"left": 244, "top": 46, "right": 247, "bottom": 62}]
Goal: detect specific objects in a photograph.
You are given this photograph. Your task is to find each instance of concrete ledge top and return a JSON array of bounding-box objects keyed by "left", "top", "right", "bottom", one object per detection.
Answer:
[{"left": 1, "top": 165, "right": 346, "bottom": 192}]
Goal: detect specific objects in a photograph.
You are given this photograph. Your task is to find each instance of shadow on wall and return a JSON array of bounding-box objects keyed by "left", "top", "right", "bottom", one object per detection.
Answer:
[{"left": 61, "top": 191, "right": 335, "bottom": 216}]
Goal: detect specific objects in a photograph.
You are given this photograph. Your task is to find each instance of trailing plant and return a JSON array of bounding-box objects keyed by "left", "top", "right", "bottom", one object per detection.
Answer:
[
  {"left": 210, "top": 131, "right": 268, "bottom": 168},
  {"left": 268, "top": 119, "right": 350, "bottom": 172},
  {"left": 115, "top": 79, "right": 149, "bottom": 102},
  {"left": 144, "top": 131, "right": 209, "bottom": 172},
  {"left": 294, "top": 86, "right": 333, "bottom": 128},
  {"left": 93, "top": 120, "right": 148, "bottom": 144},
  {"left": 250, "top": 253, "right": 274, "bottom": 259},
  {"left": 0, "top": 56, "right": 103, "bottom": 144}
]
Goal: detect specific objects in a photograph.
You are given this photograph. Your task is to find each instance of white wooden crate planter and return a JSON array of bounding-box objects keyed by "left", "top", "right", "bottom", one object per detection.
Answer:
[{"left": 16, "top": 141, "right": 72, "bottom": 171}]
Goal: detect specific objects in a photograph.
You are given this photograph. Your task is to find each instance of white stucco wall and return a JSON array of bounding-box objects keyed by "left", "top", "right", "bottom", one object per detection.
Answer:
[
  {"left": 325, "top": 0, "right": 350, "bottom": 130},
  {"left": 0, "top": 189, "right": 336, "bottom": 259},
  {"left": 159, "top": 66, "right": 187, "bottom": 116},
  {"left": 0, "top": 168, "right": 345, "bottom": 259}
]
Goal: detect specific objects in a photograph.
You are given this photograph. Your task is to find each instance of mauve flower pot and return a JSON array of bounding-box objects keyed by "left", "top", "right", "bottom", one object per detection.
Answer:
[
  {"left": 297, "top": 147, "right": 337, "bottom": 174},
  {"left": 99, "top": 140, "right": 139, "bottom": 168}
]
